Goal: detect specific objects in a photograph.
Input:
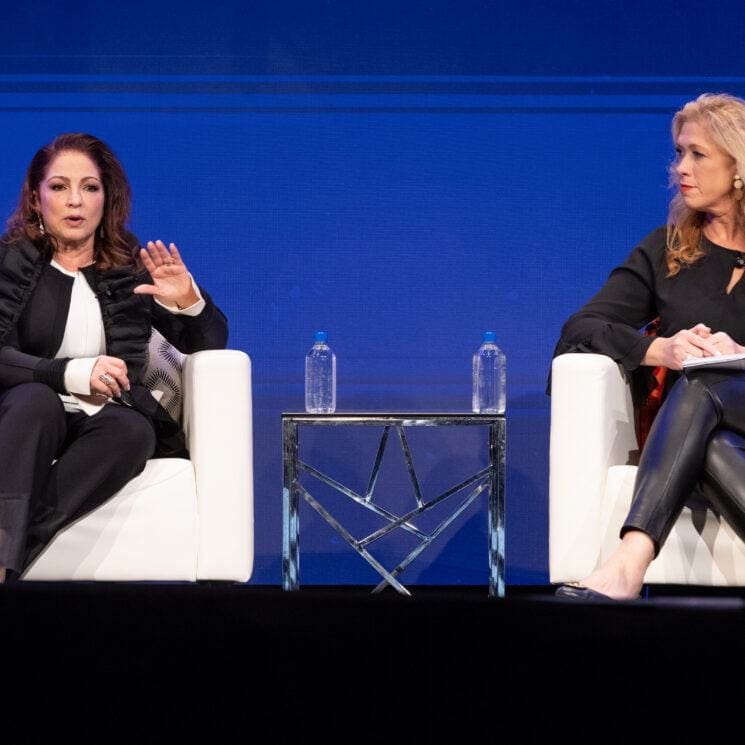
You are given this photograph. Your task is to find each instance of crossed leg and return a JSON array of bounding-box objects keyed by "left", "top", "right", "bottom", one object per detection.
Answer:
[{"left": 577, "top": 369, "right": 745, "bottom": 599}]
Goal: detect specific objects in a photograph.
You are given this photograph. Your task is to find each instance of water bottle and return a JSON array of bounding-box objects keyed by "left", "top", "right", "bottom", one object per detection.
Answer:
[
  {"left": 472, "top": 331, "right": 506, "bottom": 414},
  {"left": 305, "top": 331, "right": 337, "bottom": 413}
]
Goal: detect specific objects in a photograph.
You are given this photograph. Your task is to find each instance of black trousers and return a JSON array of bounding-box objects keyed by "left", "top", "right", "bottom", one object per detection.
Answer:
[
  {"left": 0, "top": 382, "right": 156, "bottom": 574},
  {"left": 623, "top": 368, "right": 745, "bottom": 554}
]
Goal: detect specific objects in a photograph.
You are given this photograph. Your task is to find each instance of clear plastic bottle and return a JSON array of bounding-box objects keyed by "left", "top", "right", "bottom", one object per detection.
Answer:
[
  {"left": 305, "top": 331, "right": 337, "bottom": 414},
  {"left": 472, "top": 331, "right": 506, "bottom": 414}
]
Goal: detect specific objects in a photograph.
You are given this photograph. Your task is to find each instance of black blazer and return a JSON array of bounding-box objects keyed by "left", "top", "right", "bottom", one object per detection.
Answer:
[{"left": 0, "top": 236, "right": 228, "bottom": 456}]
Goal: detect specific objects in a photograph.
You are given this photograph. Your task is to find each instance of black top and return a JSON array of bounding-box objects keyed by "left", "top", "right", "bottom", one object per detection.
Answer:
[
  {"left": 0, "top": 235, "right": 228, "bottom": 457},
  {"left": 553, "top": 226, "right": 745, "bottom": 372},
  {"left": 0, "top": 239, "right": 227, "bottom": 394}
]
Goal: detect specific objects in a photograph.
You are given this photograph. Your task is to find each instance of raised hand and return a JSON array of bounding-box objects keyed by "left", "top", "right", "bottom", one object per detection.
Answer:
[{"left": 133, "top": 240, "right": 199, "bottom": 309}]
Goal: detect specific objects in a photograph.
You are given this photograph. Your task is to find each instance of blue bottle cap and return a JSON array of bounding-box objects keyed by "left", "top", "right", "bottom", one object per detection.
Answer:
[
  {"left": 482, "top": 331, "right": 496, "bottom": 343},
  {"left": 314, "top": 331, "right": 328, "bottom": 343}
]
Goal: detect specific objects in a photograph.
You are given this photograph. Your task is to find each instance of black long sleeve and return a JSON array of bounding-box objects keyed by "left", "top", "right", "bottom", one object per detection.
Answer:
[
  {"left": 0, "top": 346, "right": 69, "bottom": 393},
  {"left": 553, "top": 228, "right": 663, "bottom": 371},
  {"left": 150, "top": 286, "right": 228, "bottom": 354},
  {"left": 552, "top": 225, "right": 745, "bottom": 400}
]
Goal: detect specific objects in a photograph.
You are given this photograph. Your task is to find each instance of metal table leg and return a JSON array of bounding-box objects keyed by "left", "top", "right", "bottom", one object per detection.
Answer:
[
  {"left": 282, "top": 418, "right": 300, "bottom": 591},
  {"left": 488, "top": 419, "right": 506, "bottom": 597}
]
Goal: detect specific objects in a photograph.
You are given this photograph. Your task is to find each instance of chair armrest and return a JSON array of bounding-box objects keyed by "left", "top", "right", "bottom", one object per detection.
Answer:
[
  {"left": 182, "top": 350, "right": 253, "bottom": 581},
  {"left": 549, "top": 353, "right": 638, "bottom": 581}
]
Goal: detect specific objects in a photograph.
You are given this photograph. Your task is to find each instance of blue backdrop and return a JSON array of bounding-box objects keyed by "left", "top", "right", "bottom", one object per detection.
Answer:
[{"left": 3, "top": 0, "right": 745, "bottom": 585}]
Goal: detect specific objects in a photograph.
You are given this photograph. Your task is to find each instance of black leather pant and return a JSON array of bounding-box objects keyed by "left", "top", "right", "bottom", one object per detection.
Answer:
[{"left": 623, "top": 368, "right": 745, "bottom": 554}]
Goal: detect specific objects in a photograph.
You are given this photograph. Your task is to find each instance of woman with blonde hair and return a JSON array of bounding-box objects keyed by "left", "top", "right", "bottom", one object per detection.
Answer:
[{"left": 554, "top": 93, "right": 745, "bottom": 600}]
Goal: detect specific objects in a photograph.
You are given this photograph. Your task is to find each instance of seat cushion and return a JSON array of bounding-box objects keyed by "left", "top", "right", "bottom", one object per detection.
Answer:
[{"left": 24, "top": 459, "right": 199, "bottom": 581}]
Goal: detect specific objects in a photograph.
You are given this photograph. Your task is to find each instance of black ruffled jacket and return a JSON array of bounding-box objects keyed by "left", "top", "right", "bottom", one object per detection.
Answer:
[{"left": 0, "top": 236, "right": 228, "bottom": 457}]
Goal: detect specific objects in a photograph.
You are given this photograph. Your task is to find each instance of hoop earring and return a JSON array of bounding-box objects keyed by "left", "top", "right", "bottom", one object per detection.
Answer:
[
  {"left": 38, "top": 216, "right": 45, "bottom": 235},
  {"left": 735, "top": 174, "right": 744, "bottom": 201}
]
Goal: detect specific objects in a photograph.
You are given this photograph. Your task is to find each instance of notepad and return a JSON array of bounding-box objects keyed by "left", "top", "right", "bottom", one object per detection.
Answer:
[{"left": 682, "top": 352, "right": 745, "bottom": 371}]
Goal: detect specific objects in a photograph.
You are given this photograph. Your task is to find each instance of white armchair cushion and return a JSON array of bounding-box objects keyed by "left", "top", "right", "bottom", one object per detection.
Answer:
[
  {"left": 549, "top": 353, "right": 637, "bottom": 581},
  {"left": 599, "top": 465, "right": 638, "bottom": 564},
  {"left": 24, "top": 459, "right": 198, "bottom": 581},
  {"left": 183, "top": 350, "right": 253, "bottom": 580}
]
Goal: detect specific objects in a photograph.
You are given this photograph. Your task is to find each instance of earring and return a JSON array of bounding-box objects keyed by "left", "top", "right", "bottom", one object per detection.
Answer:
[
  {"left": 99, "top": 224, "right": 104, "bottom": 239},
  {"left": 38, "top": 216, "right": 45, "bottom": 235},
  {"left": 735, "top": 174, "right": 744, "bottom": 200}
]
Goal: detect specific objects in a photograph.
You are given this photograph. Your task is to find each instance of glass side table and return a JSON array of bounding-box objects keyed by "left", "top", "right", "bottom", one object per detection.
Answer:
[{"left": 282, "top": 412, "right": 506, "bottom": 597}]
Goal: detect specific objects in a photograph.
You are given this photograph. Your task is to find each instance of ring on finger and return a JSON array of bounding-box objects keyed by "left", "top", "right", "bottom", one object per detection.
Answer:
[{"left": 99, "top": 372, "right": 115, "bottom": 386}]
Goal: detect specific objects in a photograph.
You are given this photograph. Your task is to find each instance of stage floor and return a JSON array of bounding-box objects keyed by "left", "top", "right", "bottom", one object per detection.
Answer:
[{"left": 3, "top": 583, "right": 743, "bottom": 741}]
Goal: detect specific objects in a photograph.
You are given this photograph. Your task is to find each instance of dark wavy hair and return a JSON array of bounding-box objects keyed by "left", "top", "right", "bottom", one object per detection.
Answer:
[{"left": 6, "top": 133, "right": 136, "bottom": 269}]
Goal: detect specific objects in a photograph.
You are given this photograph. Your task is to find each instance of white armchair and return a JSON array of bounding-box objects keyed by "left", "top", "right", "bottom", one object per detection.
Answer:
[
  {"left": 23, "top": 336, "right": 254, "bottom": 582},
  {"left": 549, "top": 352, "right": 745, "bottom": 586}
]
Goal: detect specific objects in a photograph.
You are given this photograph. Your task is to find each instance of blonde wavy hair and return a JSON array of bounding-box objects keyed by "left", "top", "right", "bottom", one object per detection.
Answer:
[{"left": 666, "top": 93, "right": 745, "bottom": 276}]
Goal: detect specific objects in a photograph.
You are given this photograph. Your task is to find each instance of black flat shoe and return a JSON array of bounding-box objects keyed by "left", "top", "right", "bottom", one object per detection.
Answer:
[{"left": 555, "top": 583, "right": 617, "bottom": 602}]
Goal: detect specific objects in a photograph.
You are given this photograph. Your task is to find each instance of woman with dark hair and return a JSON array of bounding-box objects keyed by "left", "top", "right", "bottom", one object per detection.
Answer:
[
  {"left": 554, "top": 93, "right": 745, "bottom": 600},
  {"left": 0, "top": 133, "right": 227, "bottom": 582}
]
